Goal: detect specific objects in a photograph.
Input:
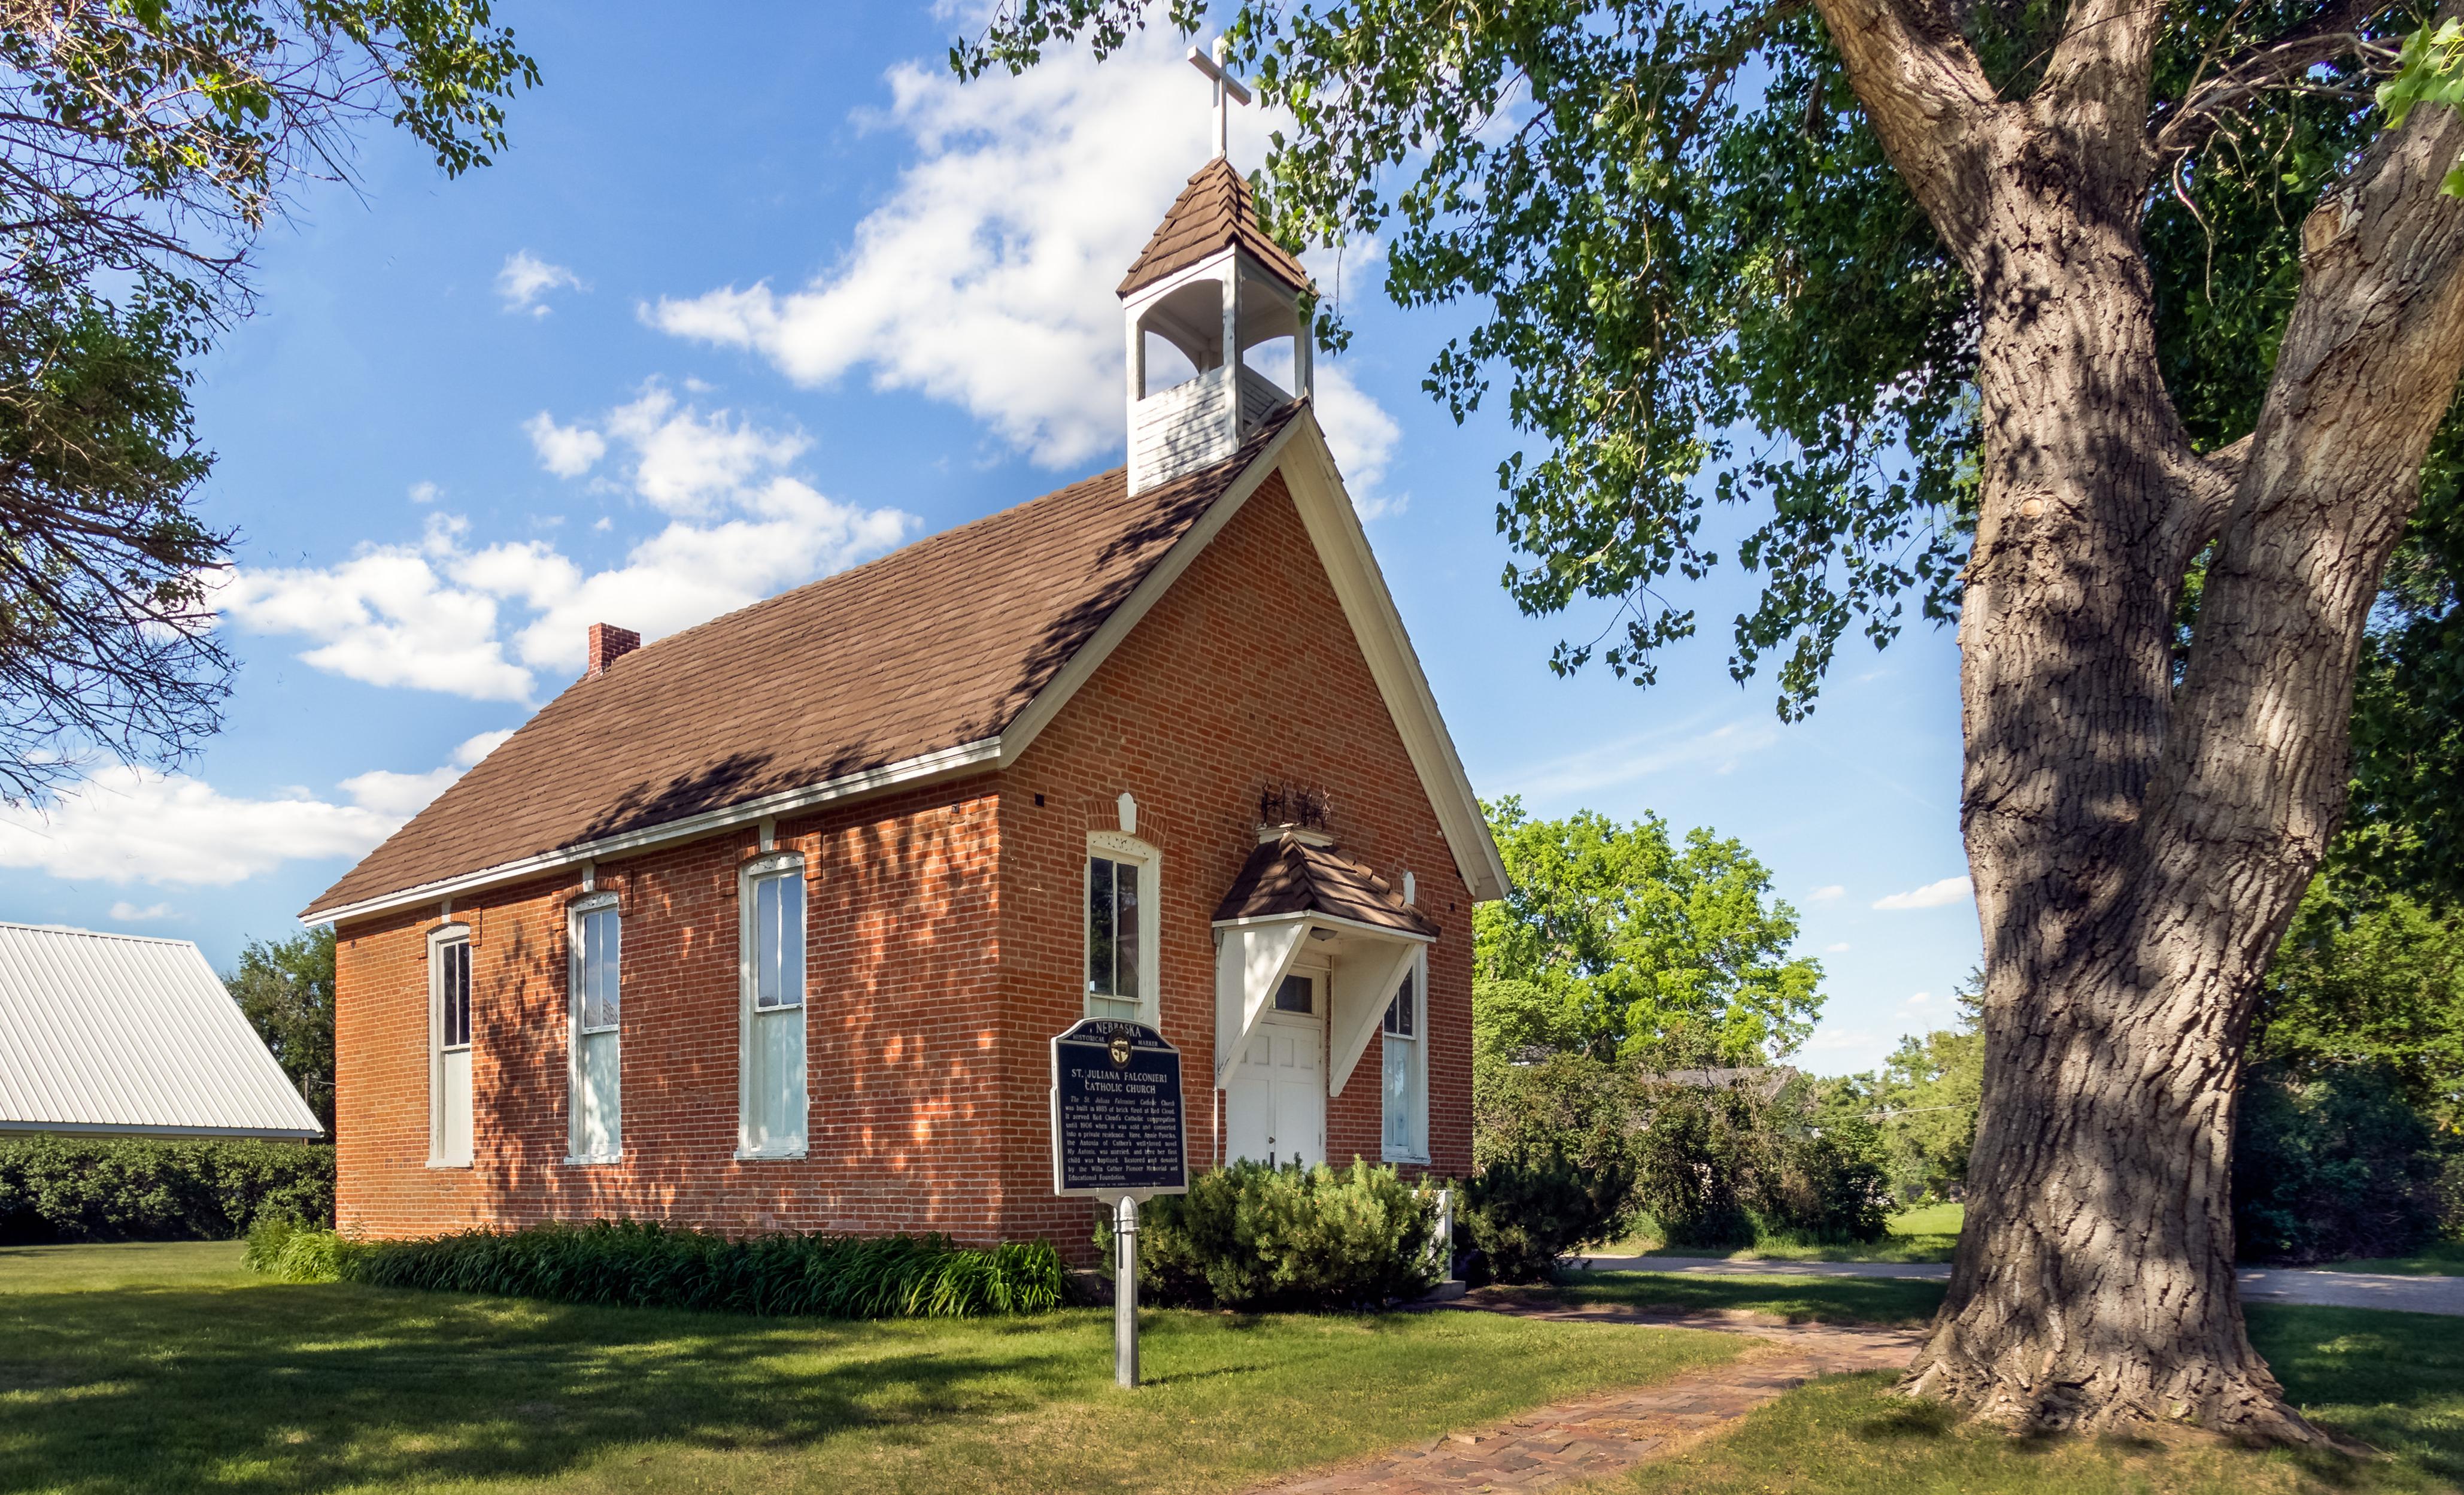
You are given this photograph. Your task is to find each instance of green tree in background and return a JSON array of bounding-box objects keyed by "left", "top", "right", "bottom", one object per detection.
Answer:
[
  {"left": 1474, "top": 798, "right": 1822, "bottom": 1065},
  {"left": 1826, "top": 984, "right": 1983, "bottom": 1203},
  {"left": 0, "top": 2, "right": 536, "bottom": 801},
  {"left": 226, "top": 928, "right": 336, "bottom": 1136},
  {"left": 2259, "top": 879, "right": 2464, "bottom": 1134}
]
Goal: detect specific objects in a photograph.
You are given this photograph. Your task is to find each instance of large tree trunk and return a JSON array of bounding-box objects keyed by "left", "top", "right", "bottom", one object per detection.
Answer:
[{"left": 1805, "top": 0, "right": 2464, "bottom": 1437}]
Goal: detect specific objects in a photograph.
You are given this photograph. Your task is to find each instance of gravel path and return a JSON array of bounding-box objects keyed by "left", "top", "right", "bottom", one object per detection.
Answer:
[{"left": 1583, "top": 1255, "right": 2464, "bottom": 1317}]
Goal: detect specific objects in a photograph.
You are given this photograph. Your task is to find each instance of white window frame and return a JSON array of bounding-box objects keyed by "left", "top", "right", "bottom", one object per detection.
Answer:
[
  {"left": 566, "top": 890, "right": 624, "bottom": 1165},
  {"left": 1380, "top": 947, "right": 1430, "bottom": 1164},
  {"left": 427, "top": 922, "right": 473, "bottom": 1168},
  {"left": 736, "top": 850, "right": 810, "bottom": 1160},
  {"left": 1085, "top": 830, "right": 1161, "bottom": 1026}
]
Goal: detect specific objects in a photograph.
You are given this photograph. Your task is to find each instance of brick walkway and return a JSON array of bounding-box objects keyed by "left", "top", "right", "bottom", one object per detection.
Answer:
[{"left": 1245, "top": 1301, "right": 1926, "bottom": 1494}]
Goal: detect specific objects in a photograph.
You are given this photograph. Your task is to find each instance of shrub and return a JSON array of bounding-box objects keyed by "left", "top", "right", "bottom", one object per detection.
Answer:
[
  {"left": 1752, "top": 1115, "right": 1893, "bottom": 1244},
  {"left": 1458, "top": 1154, "right": 1613, "bottom": 1283},
  {"left": 242, "top": 1219, "right": 1066, "bottom": 1318},
  {"left": 2235, "top": 1062, "right": 2442, "bottom": 1263},
  {"left": 0, "top": 1135, "right": 332, "bottom": 1242},
  {"left": 1630, "top": 1082, "right": 1764, "bottom": 1250},
  {"left": 1119, "top": 1159, "right": 1442, "bottom": 1310}
]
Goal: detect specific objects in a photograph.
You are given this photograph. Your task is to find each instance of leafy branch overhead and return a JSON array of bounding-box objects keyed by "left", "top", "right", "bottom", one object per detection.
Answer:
[
  {"left": 0, "top": 1, "right": 536, "bottom": 802},
  {"left": 963, "top": 0, "right": 2453, "bottom": 720}
]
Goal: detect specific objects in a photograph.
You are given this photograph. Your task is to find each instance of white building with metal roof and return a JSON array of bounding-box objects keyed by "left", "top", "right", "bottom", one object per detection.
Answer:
[{"left": 0, "top": 921, "right": 323, "bottom": 1139}]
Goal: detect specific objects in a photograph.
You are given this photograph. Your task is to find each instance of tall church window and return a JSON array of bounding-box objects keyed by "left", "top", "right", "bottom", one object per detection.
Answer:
[
  {"left": 429, "top": 924, "right": 472, "bottom": 1167},
  {"left": 568, "top": 891, "right": 623, "bottom": 1163},
  {"left": 739, "top": 853, "right": 808, "bottom": 1157}
]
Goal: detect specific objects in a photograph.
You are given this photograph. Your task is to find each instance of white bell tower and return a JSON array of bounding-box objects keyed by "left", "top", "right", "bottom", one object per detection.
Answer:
[{"left": 1119, "top": 39, "right": 1315, "bottom": 496}]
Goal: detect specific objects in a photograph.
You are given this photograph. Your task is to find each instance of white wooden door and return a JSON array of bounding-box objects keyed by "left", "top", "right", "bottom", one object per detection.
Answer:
[{"left": 1224, "top": 982, "right": 1325, "bottom": 1168}]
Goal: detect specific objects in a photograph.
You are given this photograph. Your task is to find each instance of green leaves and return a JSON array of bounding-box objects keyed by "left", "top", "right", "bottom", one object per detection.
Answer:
[
  {"left": 1473, "top": 796, "right": 1823, "bottom": 1065},
  {"left": 2380, "top": 17, "right": 2464, "bottom": 195},
  {"left": 0, "top": 1, "right": 536, "bottom": 797}
]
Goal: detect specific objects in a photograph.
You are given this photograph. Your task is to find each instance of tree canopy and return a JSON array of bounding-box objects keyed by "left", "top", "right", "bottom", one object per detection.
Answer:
[
  {"left": 225, "top": 926, "right": 336, "bottom": 1136},
  {"left": 1473, "top": 797, "right": 1822, "bottom": 1064},
  {"left": 0, "top": 1, "right": 536, "bottom": 800}
]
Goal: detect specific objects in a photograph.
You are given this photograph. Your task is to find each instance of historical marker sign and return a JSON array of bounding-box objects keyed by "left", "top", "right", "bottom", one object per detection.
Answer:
[{"left": 1051, "top": 1018, "right": 1188, "bottom": 1198}]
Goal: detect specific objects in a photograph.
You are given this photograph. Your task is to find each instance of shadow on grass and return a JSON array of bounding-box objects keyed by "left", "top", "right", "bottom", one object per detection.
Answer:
[
  {"left": 0, "top": 1278, "right": 1094, "bottom": 1493},
  {"left": 1545, "top": 1269, "right": 1950, "bottom": 1326}
]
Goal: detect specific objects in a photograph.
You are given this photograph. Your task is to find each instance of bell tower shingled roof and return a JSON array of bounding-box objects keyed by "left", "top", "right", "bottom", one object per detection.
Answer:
[{"left": 1118, "top": 157, "right": 1314, "bottom": 299}]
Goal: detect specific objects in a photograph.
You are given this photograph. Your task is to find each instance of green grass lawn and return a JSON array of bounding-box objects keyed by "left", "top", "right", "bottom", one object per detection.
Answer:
[
  {"left": 0, "top": 1241, "right": 1744, "bottom": 1494},
  {"left": 2315, "top": 1239, "right": 2464, "bottom": 1277},
  {"left": 1546, "top": 1272, "right": 2464, "bottom": 1494},
  {"left": 1599, "top": 1201, "right": 1966, "bottom": 1264},
  {"left": 8, "top": 1242, "right": 2459, "bottom": 1494}
]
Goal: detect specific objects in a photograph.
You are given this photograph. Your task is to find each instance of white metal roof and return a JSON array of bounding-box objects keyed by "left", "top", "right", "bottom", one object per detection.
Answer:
[{"left": 0, "top": 921, "right": 323, "bottom": 1138}]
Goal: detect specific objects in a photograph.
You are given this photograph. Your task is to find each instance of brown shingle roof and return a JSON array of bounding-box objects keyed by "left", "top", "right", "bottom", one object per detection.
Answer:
[
  {"left": 1118, "top": 158, "right": 1314, "bottom": 298},
  {"left": 1212, "top": 835, "right": 1439, "bottom": 938},
  {"left": 304, "top": 408, "right": 1303, "bottom": 920}
]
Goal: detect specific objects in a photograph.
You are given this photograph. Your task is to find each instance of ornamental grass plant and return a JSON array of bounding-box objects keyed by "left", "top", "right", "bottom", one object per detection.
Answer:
[{"left": 243, "top": 1218, "right": 1067, "bottom": 1319}]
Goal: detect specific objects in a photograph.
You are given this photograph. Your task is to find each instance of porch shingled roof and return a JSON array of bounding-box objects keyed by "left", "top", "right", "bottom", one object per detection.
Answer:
[{"left": 1212, "top": 834, "right": 1440, "bottom": 938}]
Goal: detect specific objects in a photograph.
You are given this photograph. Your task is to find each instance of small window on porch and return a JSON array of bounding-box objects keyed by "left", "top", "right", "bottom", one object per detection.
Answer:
[{"left": 1382, "top": 964, "right": 1426, "bottom": 1160}]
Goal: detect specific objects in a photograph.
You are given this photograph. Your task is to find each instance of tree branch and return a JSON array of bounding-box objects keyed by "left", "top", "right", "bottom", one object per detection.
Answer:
[{"left": 2150, "top": 0, "right": 2399, "bottom": 162}]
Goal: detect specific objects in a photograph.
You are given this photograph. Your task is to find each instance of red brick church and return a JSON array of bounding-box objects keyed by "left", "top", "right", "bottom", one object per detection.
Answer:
[{"left": 308, "top": 147, "right": 1507, "bottom": 1252}]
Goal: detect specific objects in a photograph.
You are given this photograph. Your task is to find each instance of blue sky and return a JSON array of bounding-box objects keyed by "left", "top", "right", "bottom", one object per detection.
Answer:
[{"left": 0, "top": 4, "right": 1979, "bottom": 1076}]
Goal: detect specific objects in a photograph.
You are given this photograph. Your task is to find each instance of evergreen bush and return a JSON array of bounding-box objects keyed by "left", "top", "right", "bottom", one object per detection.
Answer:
[
  {"left": 1458, "top": 1154, "right": 1612, "bottom": 1282},
  {"left": 1119, "top": 1159, "right": 1442, "bottom": 1310},
  {"left": 0, "top": 1136, "right": 332, "bottom": 1242},
  {"left": 241, "top": 1218, "right": 1067, "bottom": 1318}
]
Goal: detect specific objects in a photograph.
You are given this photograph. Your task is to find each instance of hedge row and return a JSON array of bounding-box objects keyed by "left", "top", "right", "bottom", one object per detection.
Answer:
[
  {"left": 0, "top": 1135, "right": 333, "bottom": 1242},
  {"left": 245, "top": 1218, "right": 1069, "bottom": 1319}
]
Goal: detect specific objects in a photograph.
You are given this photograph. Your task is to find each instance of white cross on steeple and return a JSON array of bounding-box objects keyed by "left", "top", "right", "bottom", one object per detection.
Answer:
[{"left": 1186, "top": 37, "right": 1251, "bottom": 161}]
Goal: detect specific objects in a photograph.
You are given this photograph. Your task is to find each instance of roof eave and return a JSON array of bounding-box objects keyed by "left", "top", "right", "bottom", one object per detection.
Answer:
[{"left": 302, "top": 735, "right": 1003, "bottom": 925}]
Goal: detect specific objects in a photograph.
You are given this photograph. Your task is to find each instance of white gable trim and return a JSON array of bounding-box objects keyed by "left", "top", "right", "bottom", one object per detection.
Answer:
[
  {"left": 999, "top": 405, "right": 1510, "bottom": 902},
  {"left": 996, "top": 415, "right": 1307, "bottom": 765}
]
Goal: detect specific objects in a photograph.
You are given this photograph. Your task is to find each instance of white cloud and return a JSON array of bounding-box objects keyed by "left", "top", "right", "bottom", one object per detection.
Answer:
[
  {"left": 1805, "top": 1027, "right": 1879, "bottom": 1053},
  {"left": 1901, "top": 990, "right": 1935, "bottom": 1009},
  {"left": 336, "top": 730, "right": 512, "bottom": 818},
  {"left": 108, "top": 901, "right": 178, "bottom": 922},
  {"left": 1873, "top": 877, "right": 1974, "bottom": 911},
  {"left": 603, "top": 386, "right": 809, "bottom": 515},
  {"left": 525, "top": 411, "right": 608, "bottom": 478},
  {"left": 221, "top": 395, "right": 915, "bottom": 702},
  {"left": 1825, "top": 942, "right": 1852, "bottom": 953},
  {"left": 1807, "top": 884, "right": 1846, "bottom": 903},
  {"left": 0, "top": 731, "right": 515, "bottom": 890},
  {"left": 1509, "top": 711, "right": 1782, "bottom": 803},
  {"left": 409, "top": 481, "right": 441, "bottom": 505},
  {"left": 647, "top": 32, "right": 1405, "bottom": 512},
  {"left": 498, "top": 251, "right": 584, "bottom": 316}
]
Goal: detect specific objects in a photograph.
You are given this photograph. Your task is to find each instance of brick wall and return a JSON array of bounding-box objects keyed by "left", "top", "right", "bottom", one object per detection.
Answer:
[{"left": 335, "top": 462, "right": 1477, "bottom": 1257}]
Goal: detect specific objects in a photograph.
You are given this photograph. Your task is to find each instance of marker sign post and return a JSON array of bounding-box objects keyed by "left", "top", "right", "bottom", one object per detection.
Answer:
[{"left": 1051, "top": 1019, "right": 1187, "bottom": 1388}]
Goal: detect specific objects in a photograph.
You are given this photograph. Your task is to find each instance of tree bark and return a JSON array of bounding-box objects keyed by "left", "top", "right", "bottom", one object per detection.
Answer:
[{"left": 1807, "top": 0, "right": 2464, "bottom": 1437}]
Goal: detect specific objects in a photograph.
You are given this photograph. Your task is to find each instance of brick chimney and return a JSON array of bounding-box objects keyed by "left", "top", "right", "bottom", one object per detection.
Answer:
[{"left": 585, "top": 623, "right": 640, "bottom": 679}]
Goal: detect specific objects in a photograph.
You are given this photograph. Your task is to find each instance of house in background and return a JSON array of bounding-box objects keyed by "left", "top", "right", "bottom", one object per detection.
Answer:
[
  {"left": 306, "top": 148, "right": 1507, "bottom": 1256},
  {"left": 0, "top": 922, "right": 324, "bottom": 1140}
]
